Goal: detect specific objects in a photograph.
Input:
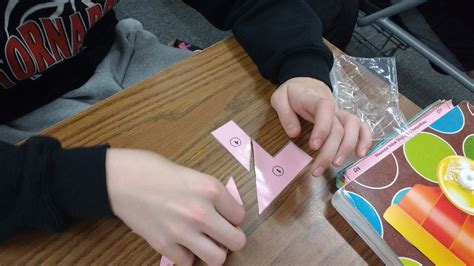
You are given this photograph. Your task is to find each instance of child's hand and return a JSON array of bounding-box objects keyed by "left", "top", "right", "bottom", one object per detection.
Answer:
[
  {"left": 271, "top": 77, "right": 373, "bottom": 176},
  {"left": 105, "top": 149, "right": 246, "bottom": 265}
]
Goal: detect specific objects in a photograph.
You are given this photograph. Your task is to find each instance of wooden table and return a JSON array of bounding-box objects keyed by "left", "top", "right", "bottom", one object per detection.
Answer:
[{"left": 0, "top": 37, "right": 420, "bottom": 265}]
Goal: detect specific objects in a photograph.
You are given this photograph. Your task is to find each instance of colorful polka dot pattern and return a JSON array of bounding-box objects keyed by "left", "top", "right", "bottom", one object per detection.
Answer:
[
  {"left": 463, "top": 134, "right": 474, "bottom": 160},
  {"left": 404, "top": 132, "right": 456, "bottom": 183},
  {"left": 430, "top": 106, "right": 465, "bottom": 134},
  {"left": 346, "top": 191, "right": 383, "bottom": 237},
  {"left": 399, "top": 257, "right": 422, "bottom": 266},
  {"left": 392, "top": 188, "right": 411, "bottom": 205}
]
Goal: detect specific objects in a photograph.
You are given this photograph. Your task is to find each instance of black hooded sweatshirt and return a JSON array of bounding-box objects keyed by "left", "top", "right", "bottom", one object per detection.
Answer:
[{"left": 0, "top": 0, "right": 333, "bottom": 241}]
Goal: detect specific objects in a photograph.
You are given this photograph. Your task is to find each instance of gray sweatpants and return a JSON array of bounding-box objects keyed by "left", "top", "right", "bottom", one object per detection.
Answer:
[{"left": 0, "top": 18, "right": 192, "bottom": 144}]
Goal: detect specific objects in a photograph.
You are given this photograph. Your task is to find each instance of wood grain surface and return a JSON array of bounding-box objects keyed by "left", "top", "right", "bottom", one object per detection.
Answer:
[{"left": 0, "top": 37, "right": 420, "bottom": 265}]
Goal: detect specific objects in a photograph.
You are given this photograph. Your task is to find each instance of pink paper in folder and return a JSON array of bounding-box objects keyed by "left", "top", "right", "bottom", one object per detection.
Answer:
[{"left": 253, "top": 141, "right": 312, "bottom": 214}]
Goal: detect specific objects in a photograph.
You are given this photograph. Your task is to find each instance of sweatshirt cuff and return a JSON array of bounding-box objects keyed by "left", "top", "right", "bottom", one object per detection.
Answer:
[
  {"left": 278, "top": 50, "right": 333, "bottom": 89},
  {"left": 50, "top": 145, "right": 114, "bottom": 218}
]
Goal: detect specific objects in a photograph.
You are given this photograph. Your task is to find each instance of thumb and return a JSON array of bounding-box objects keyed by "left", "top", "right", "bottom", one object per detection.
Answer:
[{"left": 271, "top": 87, "right": 301, "bottom": 138}]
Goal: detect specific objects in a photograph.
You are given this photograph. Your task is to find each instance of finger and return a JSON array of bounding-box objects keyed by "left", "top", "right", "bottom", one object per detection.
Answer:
[
  {"left": 202, "top": 212, "right": 246, "bottom": 252},
  {"left": 333, "top": 112, "right": 361, "bottom": 166},
  {"left": 356, "top": 122, "right": 373, "bottom": 157},
  {"left": 271, "top": 89, "right": 302, "bottom": 138},
  {"left": 310, "top": 98, "right": 336, "bottom": 150},
  {"left": 213, "top": 184, "right": 246, "bottom": 226},
  {"left": 183, "top": 234, "right": 227, "bottom": 266},
  {"left": 160, "top": 244, "right": 194, "bottom": 266},
  {"left": 311, "top": 118, "right": 344, "bottom": 176}
]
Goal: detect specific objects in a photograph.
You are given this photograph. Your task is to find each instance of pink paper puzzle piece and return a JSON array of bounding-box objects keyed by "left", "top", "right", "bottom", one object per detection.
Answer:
[
  {"left": 226, "top": 176, "right": 243, "bottom": 205},
  {"left": 253, "top": 140, "right": 312, "bottom": 214},
  {"left": 211, "top": 121, "right": 252, "bottom": 171},
  {"left": 160, "top": 256, "right": 174, "bottom": 266},
  {"left": 159, "top": 177, "right": 243, "bottom": 266}
]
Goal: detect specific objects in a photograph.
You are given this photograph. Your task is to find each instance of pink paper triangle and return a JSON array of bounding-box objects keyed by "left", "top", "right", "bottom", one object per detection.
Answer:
[
  {"left": 158, "top": 177, "right": 244, "bottom": 266},
  {"left": 160, "top": 256, "right": 174, "bottom": 266},
  {"left": 226, "top": 176, "right": 243, "bottom": 205},
  {"left": 253, "top": 141, "right": 312, "bottom": 214}
]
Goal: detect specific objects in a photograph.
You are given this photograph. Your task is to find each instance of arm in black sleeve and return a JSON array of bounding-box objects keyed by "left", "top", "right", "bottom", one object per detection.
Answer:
[
  {"left": 183, "top": 0, "right": 334, "bottom": 87},
  {"left": 0, "top": 136, "right": 113, "bottom": 241}
]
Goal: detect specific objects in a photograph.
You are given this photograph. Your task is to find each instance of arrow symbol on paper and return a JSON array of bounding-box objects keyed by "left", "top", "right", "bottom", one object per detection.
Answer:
[
  {"left": 230, "top": 137, "right": 242, "bottom": 147},
  {"left": 253, "top": 141, "right": 312, "bottom": 214}
]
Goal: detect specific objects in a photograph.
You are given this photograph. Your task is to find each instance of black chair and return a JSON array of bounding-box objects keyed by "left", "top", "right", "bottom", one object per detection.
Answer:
[{"left": 356, "top": 0, "right": 474, "bottom": 92}]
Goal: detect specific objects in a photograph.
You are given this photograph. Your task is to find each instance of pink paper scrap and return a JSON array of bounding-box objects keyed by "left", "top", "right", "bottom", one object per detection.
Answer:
[
  {"left": 160, "top": 256, "right": 174, "bottom": 266},
  {"left": 211, "top": 121, "right": 252, "bottom": 171},
  {"left": 159, "top": 177, "right": 244, "bottom": 266},
  {"left": 226, "top": 176, "right": 243, "bottom": 205},
  {"left": 253, "top": 141, "right": 312, "bottom": 214}
]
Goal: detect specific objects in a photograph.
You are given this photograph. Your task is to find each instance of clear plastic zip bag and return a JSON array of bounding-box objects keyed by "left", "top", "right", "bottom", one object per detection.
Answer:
[{"left": 330, "top": 55, "right": 410, "bottom": 141}]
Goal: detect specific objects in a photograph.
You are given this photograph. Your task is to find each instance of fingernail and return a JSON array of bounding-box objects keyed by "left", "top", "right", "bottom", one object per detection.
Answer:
[
  {"left": 362, "top": 148, "right": 368, "bottom": 156},
  {"left": 286, "top": 123, "right": 295, "bottom": 133},
  {"left": 313, "top": 167, "right": 324, "bottom": 176},
  {"left": 335, "top": 156, "right": 345, "bottom": 166},
  {"left": 311, "top": 138, "right": 322, "bottom": 150}
]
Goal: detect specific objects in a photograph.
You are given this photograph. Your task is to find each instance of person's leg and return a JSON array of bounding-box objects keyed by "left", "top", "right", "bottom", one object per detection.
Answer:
[
  {"left": 442, "top": 0, "right": 474, "bottom": 79},
  {"left": 390, "top": 0, "right": 466, "bottom": 73},
  {"left": 305, "top": 0, "right": 359, "bottom": 49},
  {"left": 61, "top": 18, "right": 193, "bottom": 103},
  {"left": 0, "top": 18, "right": 192, "bottom": 144},
  {"left": 394, "top": 0, "right": 474, "bottom": 75}
]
